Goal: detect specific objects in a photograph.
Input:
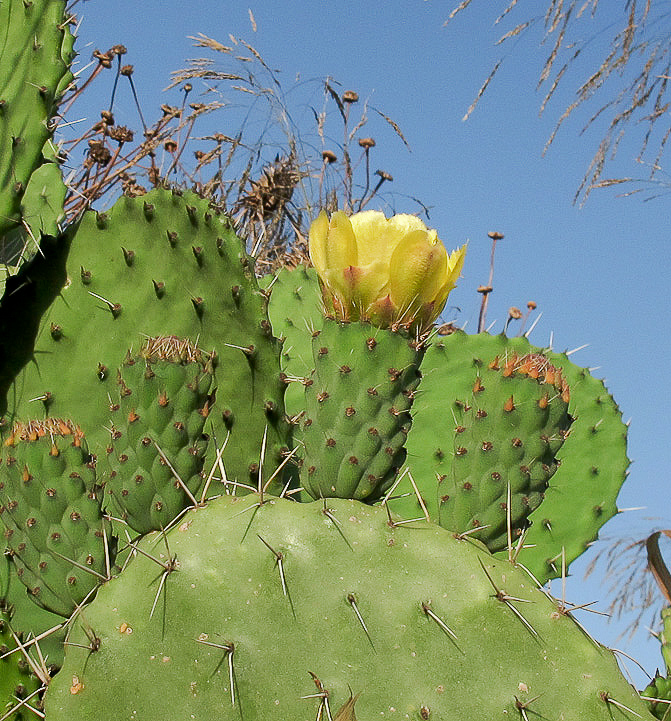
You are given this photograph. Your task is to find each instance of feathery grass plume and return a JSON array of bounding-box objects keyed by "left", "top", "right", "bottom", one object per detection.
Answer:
[{"left": 446, "top": 0, "right": 671, "bottom": 203}]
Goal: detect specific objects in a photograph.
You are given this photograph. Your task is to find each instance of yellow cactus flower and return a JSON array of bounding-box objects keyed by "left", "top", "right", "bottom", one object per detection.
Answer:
[{"left": 308, "top": 209, "right": 466, "bottom": 333}]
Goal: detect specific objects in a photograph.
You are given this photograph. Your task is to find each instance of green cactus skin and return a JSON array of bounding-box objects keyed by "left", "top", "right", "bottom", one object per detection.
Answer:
[
  {"left": 300, "top": 318, "right": 422, "bottom": 501},
  {"left": 104, "top": 337, "right": 214, "bottom": 535},
  {"left": 390, "top": 331, "right": 629, "bottom": 583},
  {"left": 0, "top": 551, "right": 65, "bottom": 671},
  {"left": 644, "top": 673, "right": 671, "bottom": 720},
  {"left": 44, "top": 494, "right": 652, "bottom": 720},
  {"left": 642, "top": 607, "right": 671, "bottom": 719},
  {"left": 0, "top": 604, "right": 42, "bottom": 721},
  {"left": 0, "top": 0, "right": 73, "bottom": 240},
  {"left": 407, "top": 346, "right": 572, "bottom": 552},
  {"left": 260, "top": 265, "right": 324, "bottom": 417},
  {"left": 0, "top": 189, "right": 291, "bottom": 493},
  {"left": 0, "top": 419, "right": 111, "bottom": 617},
  {"left": 19, "top": 161, "right": 66, "bottom": 239}
]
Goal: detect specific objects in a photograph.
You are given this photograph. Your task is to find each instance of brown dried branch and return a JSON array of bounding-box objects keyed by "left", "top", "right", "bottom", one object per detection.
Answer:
[{"left": 42, "top": 33, "right": 418, "bottom": 277}]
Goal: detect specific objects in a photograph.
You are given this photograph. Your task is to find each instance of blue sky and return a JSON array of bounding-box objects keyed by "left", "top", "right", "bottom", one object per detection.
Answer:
[{"left": 69, "top": 0, "right": 671, "bottom": 685}]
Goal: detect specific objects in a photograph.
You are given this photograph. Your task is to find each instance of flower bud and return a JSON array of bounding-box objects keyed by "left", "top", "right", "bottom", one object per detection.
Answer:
[{"left": 308, "top": 210, "right": 466, "bottom": 333}]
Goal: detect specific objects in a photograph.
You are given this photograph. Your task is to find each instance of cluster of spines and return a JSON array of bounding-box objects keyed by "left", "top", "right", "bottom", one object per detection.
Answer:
[
  {"left": 486, "top": 350, "right": 571, "bottom": 403},
  {"left": 2, "top": 418, "right": 83, "bottom": 448}
]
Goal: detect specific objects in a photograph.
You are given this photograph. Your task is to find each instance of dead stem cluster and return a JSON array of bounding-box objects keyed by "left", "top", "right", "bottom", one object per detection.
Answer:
[{"left": 53, "top": 32, "right": 415, "bottom": 273}]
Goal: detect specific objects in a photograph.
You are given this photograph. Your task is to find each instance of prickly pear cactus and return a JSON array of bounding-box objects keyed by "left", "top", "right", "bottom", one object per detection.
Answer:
[
  {"left": 104, "top": 336, "right": 215, "bottom": 535},
  {"left": 0, "top": 551, "right": 66, "bottom": 670},
  {"left": 265, "top": 265, "right": 628, "bottom": 582},
  {"left": 0, "top": 603, "right": 42, "bottom": 721},
  {"left": 0, "top": 0, "right": 73, "bottom": 241},
  {"left": 299, "top": 319, "right": 422, "bottom": 501},
  {"left": 44, "top": 494, "right": 653, "bottom": 720},
  {"left": 260, "top": 265, "right": 323, "bottom": 416},
  {"left": 387, "top": 331, "right": 629, "bottom": 582},
  {"left": 397, "top": 342, "right": 573, "bottom": 552},
  {"left": 0, "top": 189, "right": 290, "bottom": 492},
  {"left": 0, "top": 419, "right": 110, "bottom": 617}
]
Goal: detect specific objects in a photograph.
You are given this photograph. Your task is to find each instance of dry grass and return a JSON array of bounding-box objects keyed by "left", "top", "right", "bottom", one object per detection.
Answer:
[
  {"left": 447, "top": 0, "right": 671, "bottom": 203},
  {"left": 46, "top": 32, "right": 417, "bottom": 275}
]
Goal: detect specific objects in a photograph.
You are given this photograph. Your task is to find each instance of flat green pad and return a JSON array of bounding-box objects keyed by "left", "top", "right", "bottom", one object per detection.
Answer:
[
  {"left": 300, "top": 319, "right": 422, "bottom": 501},
  {"left": 0, "top": 0, "right": 73, "bottom": 238},
  {"left": 392, "top": 331, "right": 628, "bottom": 582},
  {"left": 0, "top": 189, "right": 290, "bottom": 490},
  {"left": 433, "top": 349, "right": 571, "bottom": 551},
  {"left": 45, "top": 495, "right": 651, "bottom": 720},
  {"left": 0, "top": 420, "right": 109, "bottom": 617},
  {"left": 104, "top": 340, "right": 214, "bottom": 535}
]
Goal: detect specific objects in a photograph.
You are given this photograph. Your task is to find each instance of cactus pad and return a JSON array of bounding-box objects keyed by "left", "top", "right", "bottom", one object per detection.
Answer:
[
  {"left": 45, "top": 494, "right": 652, "bottom": 720},
  {"left": 0, "top": 189, "right": 290, "bottom": 492},
  {"left": 299, "top": 319, "right": 422, "bottom": 501},
  {"left": 0, "top": 0, "right": 74, "bottom": 239},
  {"left": 0, "top": 419, "right": 110, "bottom": 617},
  {"left": 391, "top": 331, "right": 629, "bottom": 581},
  {"left": 0, "top": 603, "right": 42, "bottom": 721},
  {"left": 433, "top": 348, "right": 571, "bottom": 551},
  {"left": 104, "top": 336, "right": 214, "bottom": 535},
  {"left": 261, "top": 264, "right": 323, "bottom": 417}
]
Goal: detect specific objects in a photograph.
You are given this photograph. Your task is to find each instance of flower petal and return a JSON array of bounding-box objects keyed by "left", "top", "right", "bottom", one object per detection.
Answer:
[
  {"left": 389, "top": 230, "right": 449, "bottom": 319},
  {"left": 350, "top": 211, "right": 427, "bottom": 267},
  {"left": 326, "top": 211, "right": 358, "bottom": 269},
  {"left": 351, "top": 261, "right": 389, "bottom": 315},
  {"left": 308, "top": 210, "right": 330, "bottom": 275},
  {"left": 433, "top": 244, "right": 467, "bottom": 309}
]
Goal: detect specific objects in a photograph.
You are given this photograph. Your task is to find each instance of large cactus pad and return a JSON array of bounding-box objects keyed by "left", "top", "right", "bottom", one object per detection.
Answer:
[
  {"left": 0, "top": 189, "right": 291, "bottom": 491},
  {"left": 44, "top": 494, "right": 652, "bottom": 719}
]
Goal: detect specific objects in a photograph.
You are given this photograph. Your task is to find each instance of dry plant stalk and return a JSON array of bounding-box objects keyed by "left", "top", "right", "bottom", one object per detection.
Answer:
[{"left": 51, "top": 32, "right": 416, "bottom": 274}]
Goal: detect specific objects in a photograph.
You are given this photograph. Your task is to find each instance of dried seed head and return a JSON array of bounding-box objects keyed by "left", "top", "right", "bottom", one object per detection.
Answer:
[{"left": 374, "top": 169, "right": 393, "bottom": 182}]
